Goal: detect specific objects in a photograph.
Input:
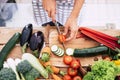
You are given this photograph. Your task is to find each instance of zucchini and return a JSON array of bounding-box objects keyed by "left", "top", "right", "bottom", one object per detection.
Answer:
[
  {"left": 0, "top": 32, "right": 21, "bottom": 69},
  {"left": 51, "top": 45, "right": 64, "bottom": 56},
  {"left": 66, "top": 46, "right": 108, "bottom": 57}
]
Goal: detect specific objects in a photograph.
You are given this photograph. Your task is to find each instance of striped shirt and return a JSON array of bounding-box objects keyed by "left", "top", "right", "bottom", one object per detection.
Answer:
[{"left": 32, "top": 0, "right": 82, "bottom": 25}]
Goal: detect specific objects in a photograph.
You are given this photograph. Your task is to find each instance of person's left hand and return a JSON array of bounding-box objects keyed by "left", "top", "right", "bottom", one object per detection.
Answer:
[{"left": 63, "top": 17, "right": 78, "bottom": 41}]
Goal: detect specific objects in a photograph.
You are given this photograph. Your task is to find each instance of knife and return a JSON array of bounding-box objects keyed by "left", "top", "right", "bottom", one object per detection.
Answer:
[{"left": 54, "top": 21, "right": 66, "bottom": 50}]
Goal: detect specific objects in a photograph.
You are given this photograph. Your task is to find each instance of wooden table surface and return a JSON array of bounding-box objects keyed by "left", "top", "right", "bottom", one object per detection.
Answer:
[{"left": 0, "top": 27, "right": 120, "bottom": 67}]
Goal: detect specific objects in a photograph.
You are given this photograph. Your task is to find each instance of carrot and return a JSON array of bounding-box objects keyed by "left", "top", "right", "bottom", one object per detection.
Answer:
[
  {"left": 79, "top": 27, "right": 119, "bottom": 41},
  {"left": 42, "top": 46, "right": 51, "bottom": 55},
  {"left": 51, "top": 73, "right": 62, "bottom": 80},
  {"left": 44, "top": 61, "right": 60, "bottom": 74},
  {"left": 51, "top": 66, "right": 60, "bottom": 74},
  {"left": 43, "top": 61, "right": 52, "bottom": 67}
]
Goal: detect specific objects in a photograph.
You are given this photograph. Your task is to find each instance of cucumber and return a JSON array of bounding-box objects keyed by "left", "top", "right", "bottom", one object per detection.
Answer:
[
  {"left": 58, "top": 49, "right": 64, "bottom": 56},
  {"left": 51, "top": 45, "right": 58, "bottom": 52},
  {"left": 55, "top": 48, "right": 61, "bottom": 55},
  {"left": 0, "top": 32, "right": 21, "bottom": 69},
  {"left": 51, "top": 45, "right": 64, "bottom": 56},
  {"left": 56, "top": 48, "right": 63, "bottom": 56},
  {"left": 66, "top": 46, "right": 108, "bottom": 57}
]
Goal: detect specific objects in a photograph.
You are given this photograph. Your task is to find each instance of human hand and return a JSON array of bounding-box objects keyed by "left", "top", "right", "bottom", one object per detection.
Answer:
[
  {"left": 42, "top": 0, "right": 56, "bottom": 21},
  {"left": 63, "top": 17, "right": 78, "bottom": 41}
]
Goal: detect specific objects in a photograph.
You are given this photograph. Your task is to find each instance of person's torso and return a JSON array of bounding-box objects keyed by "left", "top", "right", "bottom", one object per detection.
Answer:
[{"left": 32, "top": 0, "right": 82, "bottom": 25}]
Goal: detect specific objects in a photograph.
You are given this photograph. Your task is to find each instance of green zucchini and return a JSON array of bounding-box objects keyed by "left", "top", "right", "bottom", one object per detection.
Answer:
[
  {"left": 66, "top": 46, "right": 108, "bottom": 57},
  {"left": 0, "top": 32, "right": 21, "bottom": 69}
]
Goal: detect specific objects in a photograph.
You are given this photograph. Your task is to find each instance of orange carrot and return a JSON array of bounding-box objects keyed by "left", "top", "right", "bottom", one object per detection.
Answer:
[
  {"left": 51, "top": 66, "right": 60, "bottom": 74},
  {"left": 43, "top": 61, "right": 52, "bottom": 67},
  {"left": 52, "top": 73, "right": 62, "bottom": 80},
  {"left": 42, "top": 46, "right": 51, "bottom": 55},
  {"left": 44, "top": 61, "right": 60, "bottom": 74}
]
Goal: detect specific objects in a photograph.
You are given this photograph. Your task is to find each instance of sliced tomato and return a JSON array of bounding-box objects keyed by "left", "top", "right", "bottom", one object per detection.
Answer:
[
  {"left": 63, "top": 74, "right": 72, "bottom": 80},
  {"left": 63, "top": 55, "right": 73, "bottom": 65},
  {"left": 68, "top": 67, "right": 78, "bottom": 76},
  {"left": 58, "top": 34, "right": 66, "bottom": 43}
]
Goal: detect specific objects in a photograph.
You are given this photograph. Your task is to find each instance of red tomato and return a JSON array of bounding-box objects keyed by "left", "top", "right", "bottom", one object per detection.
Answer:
[
  {"left": 58, "top": 34, "right": 66, "bottom": 43},
  {"left": 70, "top": 59, "right": 80, "bottom": 69},
  {"left": 68, "top": 67, "right": 78, "bottom": 76},
  {"left": 63, "top": 74, "right": 72, "bottom": 80},
  {"left": 63, "top": 56, "right": 73, "bottom": 65},
  {"left": 73, "top": 76, "right": 82, "bottom": 80}
]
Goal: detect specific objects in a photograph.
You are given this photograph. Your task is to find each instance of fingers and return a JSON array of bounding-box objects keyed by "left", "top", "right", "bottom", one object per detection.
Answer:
[
  {"left": 47, "top": 10, "right": 51, "bottom": 18},
  {"left": 65, "top": 30, "right": 77, "bottom": 41},
  {"left": 46, "top": 9, "right": 56, "bottom": 22},
  {"left": 63, "top": 25, "right": 69, "bottom": 36},
  {"left": 51, "top": 10, "right": 56, "bottom": 21},
  {"left": 42, "top": 0, "right": 56, "bottom": 21}
]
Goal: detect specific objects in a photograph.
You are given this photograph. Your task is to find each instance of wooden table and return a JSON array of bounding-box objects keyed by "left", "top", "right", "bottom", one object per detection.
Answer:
[
  {"left": 0, "top": 27, "right": 120, "bottom": 67},
  {"left": 1, "top": 26, "right": 120, "bottom": 79}
]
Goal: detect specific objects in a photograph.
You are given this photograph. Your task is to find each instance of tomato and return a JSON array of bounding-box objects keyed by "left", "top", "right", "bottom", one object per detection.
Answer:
[
  {"left": 58, "top": 34, "right": 66, "bottom": 43},
  {"left": 63, "top": 56, "right": 73, "bottom": 65},
  {"left": 68, "top": 67, "right": 78, "bottom": 76},
  {"left": 70, "top": 59, "right": 80, "bottom": 69},
  {"left": 63, "top": 74, "right": 72, "bottom": 80},
  {"left": 73, "top": 76, "right": 82, "bottom": 80}
]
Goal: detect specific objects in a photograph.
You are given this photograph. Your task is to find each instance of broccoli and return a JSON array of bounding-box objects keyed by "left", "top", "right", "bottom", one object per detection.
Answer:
[
  {"left": 16, "top": 60, "right": 32, "bottom": 74},
  {"left": 0, "top": 68, "right": 16, "bottom": 80},
  {"left": 24, "top": 68, "right": 40, "bottom": 80},
  {"left": 41, "top": 52, "right": 50, "bottom": 62},
  {"left": 16, "top": 60, "right": 41, "bottom": 80}
]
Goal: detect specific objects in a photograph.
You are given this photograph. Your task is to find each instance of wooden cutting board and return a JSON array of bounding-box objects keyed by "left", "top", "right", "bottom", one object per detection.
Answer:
[{"left": 0, "top": 27, "right": 120, "bottom": 67}]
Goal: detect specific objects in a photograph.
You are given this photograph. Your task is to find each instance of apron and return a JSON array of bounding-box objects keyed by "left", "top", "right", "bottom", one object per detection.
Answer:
[{"left": 32, "top": 0, "right": 82, "bottom": 26}]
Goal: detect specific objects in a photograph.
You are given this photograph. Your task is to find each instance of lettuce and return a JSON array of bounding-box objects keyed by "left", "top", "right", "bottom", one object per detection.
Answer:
[{"left": 83, "top": 60, "right": 120, "bottom": 80}]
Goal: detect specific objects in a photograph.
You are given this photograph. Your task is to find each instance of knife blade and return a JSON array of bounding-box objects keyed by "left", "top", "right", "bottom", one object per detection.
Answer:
[{"left": 54, "top": 21, "right": 66, "bottom": 50}]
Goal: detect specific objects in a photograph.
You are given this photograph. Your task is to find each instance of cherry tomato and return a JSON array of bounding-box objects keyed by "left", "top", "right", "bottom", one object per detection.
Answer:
[
  {"left": 58, "top": 34, "right": 66, "bottom": 43},
  {"left": 70, "top": 59, "right": 80, "bottom": 69},
  {"left": 68, "top": 67, "right": 78, "bottom": 76},
  {"left": 73, "top": 76, "right": 82, "bottom": 80},
  {"left": 63, "top": 56, "right": 73, "bottom": 65},
  {"left": 63, "top": 74, "right": 72, "bottom": 80}
]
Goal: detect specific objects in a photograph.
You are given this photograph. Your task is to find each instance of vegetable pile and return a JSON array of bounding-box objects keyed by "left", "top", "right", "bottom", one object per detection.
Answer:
[
  {"left": 63, "top": 55, "right": 85, "bottom": 80},
  {"left": 83, "top": 60, "right": 120, "bottom": 80},
  {"left": 1, "top": 25, "right": 120, "bottom": 80}
]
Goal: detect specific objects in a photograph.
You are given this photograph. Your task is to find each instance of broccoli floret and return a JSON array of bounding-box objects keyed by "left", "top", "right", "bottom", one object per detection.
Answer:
[
  {"left": 0, "top": 68, "right": 16, "bottom": 80},
  {"left": 41, "top": 52, "right": 50, "bottom": 62},
  {"left": 16, "top": 60, "right": 32, "bottom": 74},
  {"left": 24, "top": 68, "right": 40, "bottom": 80}
]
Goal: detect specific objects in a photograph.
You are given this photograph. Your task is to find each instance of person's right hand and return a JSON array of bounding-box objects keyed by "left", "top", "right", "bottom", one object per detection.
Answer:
[{"left": 42, "top": 0, "right": 56, "bottom": 21}]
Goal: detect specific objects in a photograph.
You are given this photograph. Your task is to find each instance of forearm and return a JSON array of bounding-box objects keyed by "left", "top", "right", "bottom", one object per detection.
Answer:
[{"left": 69, "top": 0, "right": 84, "bottom": 19}]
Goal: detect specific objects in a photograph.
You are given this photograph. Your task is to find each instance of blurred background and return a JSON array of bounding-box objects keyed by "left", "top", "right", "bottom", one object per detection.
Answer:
[{"left": 0, "top": 0, "right": 120, "bottom": 29}]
